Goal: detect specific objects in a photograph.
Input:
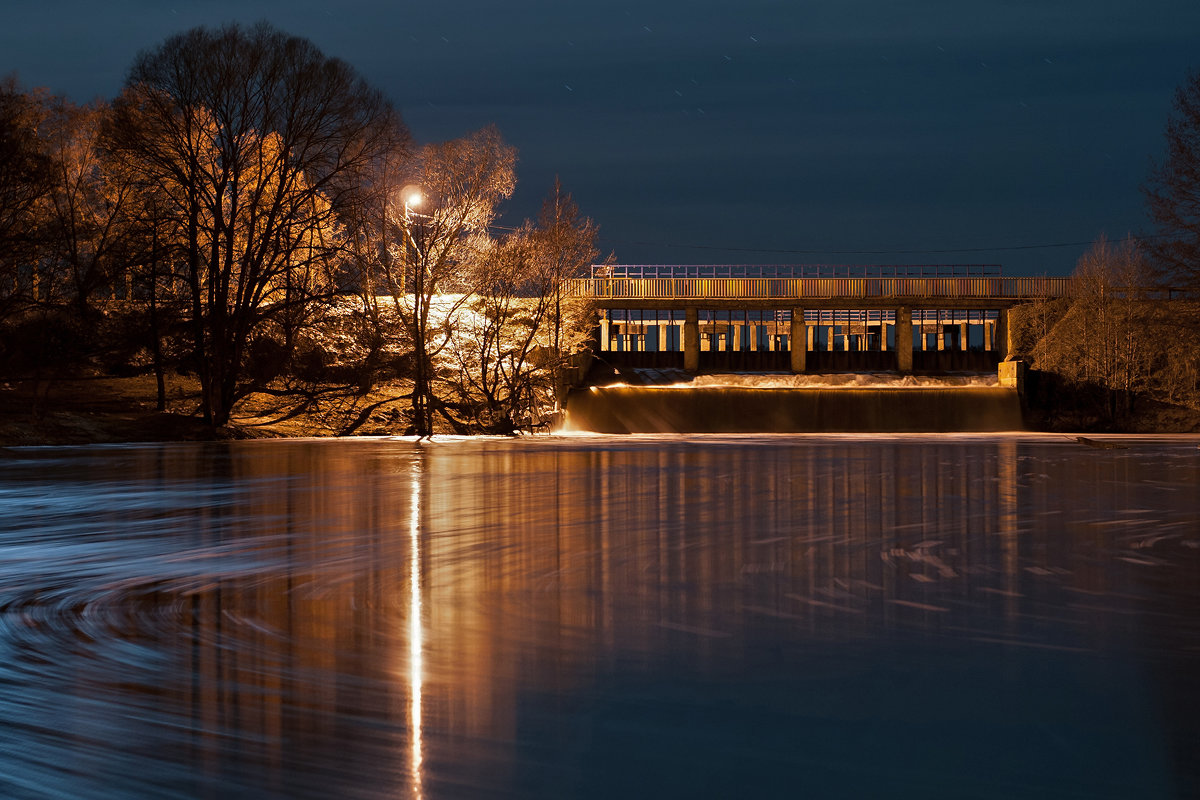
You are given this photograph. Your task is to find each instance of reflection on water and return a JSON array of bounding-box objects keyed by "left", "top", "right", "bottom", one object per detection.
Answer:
[
  {"left": 0, "top": 436, "right": 1198, "bottom": 799},
  {"left": 409, "top": 456, "right": 424, "bottom": 800}
]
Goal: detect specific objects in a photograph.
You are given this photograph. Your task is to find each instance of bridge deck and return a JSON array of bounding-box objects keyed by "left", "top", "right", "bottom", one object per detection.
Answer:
[{"left": 566, "top": 276, "right": 1073, "bottom": 310}]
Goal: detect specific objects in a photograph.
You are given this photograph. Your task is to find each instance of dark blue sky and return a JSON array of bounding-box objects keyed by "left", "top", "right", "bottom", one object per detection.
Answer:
[{"left": 6, "top": 0, "right": 1198, "bottom": 275}]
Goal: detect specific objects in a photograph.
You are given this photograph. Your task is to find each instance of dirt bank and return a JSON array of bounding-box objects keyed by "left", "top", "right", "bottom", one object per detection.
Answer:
[{"left": 0, "top": 371, "right": 415, "bottom": 446}]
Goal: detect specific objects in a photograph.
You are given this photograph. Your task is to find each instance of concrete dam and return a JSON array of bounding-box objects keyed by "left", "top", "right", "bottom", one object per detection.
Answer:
[
  {"left": 564, "top": 376, "right": 1023, "bottom": 434},
  {"left": 561, "top": 265, "right": 1049, "bottom": 433}
]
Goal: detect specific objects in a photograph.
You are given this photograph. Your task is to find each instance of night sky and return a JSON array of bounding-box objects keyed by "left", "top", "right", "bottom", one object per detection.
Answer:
[{"left": 6, "top": 0, "right": 1199, "bottom": 275}]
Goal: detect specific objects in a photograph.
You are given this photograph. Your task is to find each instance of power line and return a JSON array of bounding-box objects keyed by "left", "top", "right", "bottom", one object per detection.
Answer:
[
  {"left": 482, "top": 220, "right": 1167, "bottom": 256},
  {"left": 600, "top": 233, "right": 1167, "bottom": 256}
]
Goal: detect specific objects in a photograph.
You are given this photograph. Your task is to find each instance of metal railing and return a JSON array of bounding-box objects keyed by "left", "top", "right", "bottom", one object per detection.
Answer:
[
  {"left": 593, "top": 264, "right": 1004, "bottom": 279},
  {"left": 566, "top": 276, "right": 1076, "bottom": 301}
]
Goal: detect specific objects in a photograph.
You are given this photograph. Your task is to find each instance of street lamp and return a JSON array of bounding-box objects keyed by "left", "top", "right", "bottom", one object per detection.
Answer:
[
  {"left": 401, "top": 184, "right": 423, "bottom": 216},
  {"left": 397, "top": 184, "right": 424, "bottom": 293},
  {"left": 397, "top": 183, "right": 432, "bottom": 435}
]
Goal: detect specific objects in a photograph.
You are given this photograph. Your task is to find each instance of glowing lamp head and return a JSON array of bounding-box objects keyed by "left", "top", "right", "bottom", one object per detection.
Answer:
[{"left": 400, "top": 184, "right": 424, "bottom": 209}]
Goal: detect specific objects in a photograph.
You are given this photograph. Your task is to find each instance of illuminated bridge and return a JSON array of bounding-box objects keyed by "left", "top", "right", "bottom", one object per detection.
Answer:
[{"left": 565, "top": 265, "right": 1074, "bottom": 373}]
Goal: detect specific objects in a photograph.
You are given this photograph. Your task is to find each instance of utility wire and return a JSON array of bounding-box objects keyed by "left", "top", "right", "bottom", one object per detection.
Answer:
[
  {"left": 481, "top": 218, "right": 1166, "bottom": 256},
  {"left": 600, "top": 233, "right": 1167, "bottom": 256}
]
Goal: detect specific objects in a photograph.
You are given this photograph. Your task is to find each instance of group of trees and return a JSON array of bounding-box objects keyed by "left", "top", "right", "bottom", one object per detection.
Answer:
[
  {"left": 7, "top": 24, "right": 1200, "bottom": 433},
  {"left": 1021, "top": 235, "right": 1198, "bottom": 419},
  {"left": 1018, "top": 69, "right": 1200, "bottom": 423},
  {"left": 0, "top": 22, "right": 599, "bottom": 434}
]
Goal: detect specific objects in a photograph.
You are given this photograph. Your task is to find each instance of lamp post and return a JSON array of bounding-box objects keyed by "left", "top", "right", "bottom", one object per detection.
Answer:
[
  {"left": 398, "top": 184, "right": 423, "bottom": 294},
  {"left": 398, "top": 183, "right": 434, "bottom": 435}
]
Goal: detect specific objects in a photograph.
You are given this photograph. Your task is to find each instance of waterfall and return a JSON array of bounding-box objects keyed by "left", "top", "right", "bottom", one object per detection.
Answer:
[{"left": 563, "top": 379, "right": 1022, "bottom": 433}]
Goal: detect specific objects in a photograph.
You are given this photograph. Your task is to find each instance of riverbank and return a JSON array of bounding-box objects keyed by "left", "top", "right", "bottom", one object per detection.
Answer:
[
  {"left": 1, "top": 369, "right": 1198, "bottom": 446},
  {"left": 1022, "top": 368, "right": 1200, "bottom": 434},
  {"left": 0, "top": 371, "right": 415, "bottom": 446}
]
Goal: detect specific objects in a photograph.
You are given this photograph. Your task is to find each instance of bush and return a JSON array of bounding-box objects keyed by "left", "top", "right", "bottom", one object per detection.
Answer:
[{"left": 0, "top": 310, "right": 92, "bottom": 374}]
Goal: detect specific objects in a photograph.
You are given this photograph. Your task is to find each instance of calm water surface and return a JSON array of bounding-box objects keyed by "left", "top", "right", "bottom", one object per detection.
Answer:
[{"left": 0, "top": 435, "right": 1197, "bottom": 799}]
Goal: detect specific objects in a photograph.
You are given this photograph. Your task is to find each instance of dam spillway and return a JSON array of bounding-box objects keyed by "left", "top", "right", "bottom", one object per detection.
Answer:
[{"left": 564, "top": 382, "right": 1023, "bottom": 434}]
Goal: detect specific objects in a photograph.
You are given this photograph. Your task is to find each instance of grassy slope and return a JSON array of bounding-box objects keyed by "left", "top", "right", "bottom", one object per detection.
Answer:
[{"left": 0, "top": 371, "right": 416, "bottom": 446}]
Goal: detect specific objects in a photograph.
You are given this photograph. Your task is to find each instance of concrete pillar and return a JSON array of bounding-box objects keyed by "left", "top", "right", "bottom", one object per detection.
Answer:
[
  {"left": 684, "top": 307, "right": 699, "bottom": 372},
  {"left": 732, "top": 324, "right": 742, "bottom": 352},
  {"left": 997, "top": 308, "right": 1011, "bottom": 360},
  {"left": 807, "top": 325, "right": 816, "bottom": 351},
  {"left": 599, "top": 318, "right": 610, "bottom": 352},
  {"left": 790, "top": 309, "right": 806, "bottom": 373},
  {"left": 896, "top": 307, "right": 913, "bottom": 372},
  {"left": 960, "top": 321, "right": 969, "bottom": 352},
  {"left": 999, "top": 359, "right": 1026, "bottom": 393},
  {"left": 588, "top": 313, "right": 602, "bottom": 356}
]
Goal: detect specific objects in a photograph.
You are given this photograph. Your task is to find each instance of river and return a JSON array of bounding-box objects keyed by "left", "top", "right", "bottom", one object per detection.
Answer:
[{"left": 0, "top": 435, "right": 1197, "bottom": 799}]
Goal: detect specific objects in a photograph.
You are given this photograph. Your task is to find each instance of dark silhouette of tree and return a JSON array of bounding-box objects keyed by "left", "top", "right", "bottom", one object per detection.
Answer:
[
  {"left": 107, "top": 22, "right": 406, "bottom": 426},
  {"left": 39, "top": 96, "right": 140, "bottom": 318},
  {"left": 123, "top": 182, "right": 189, "bottom": 411},
  {"left": 1146, "top": 70, "right": 1200, "bottom": 290},
  {"left": 0, "top": 76, "right": 53, "bottom": 319}
]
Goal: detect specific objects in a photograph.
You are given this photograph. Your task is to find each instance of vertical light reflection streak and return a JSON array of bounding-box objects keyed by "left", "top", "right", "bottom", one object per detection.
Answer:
[
  {"left": 999, "top": 439, "right": 1019, "bottom": 628},
  {"left": 409, "top": 456, "right": 423, "bottom": 799}
]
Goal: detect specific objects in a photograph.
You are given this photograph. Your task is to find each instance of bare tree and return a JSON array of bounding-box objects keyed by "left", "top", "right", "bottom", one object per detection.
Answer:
[
  {"left": 450, "top": 233, "right": 528, "bottom": 432},
  {"left": 1146, "top": 70, "right": 1200, "bottom": 291},
  {"left": 107, "top": 22, "right": 406, "bottom": 426},
  {"left": 447, "top": 180, "right": 601, "bottom": 433},
  {"left": 338, "top": 145, "right": 411, "bottom": 387},
  {"left": 39, "top": 96, "right": 140, "bottom": 318},
  {"left": 1033, "top": 236, "right": 1157, "bottom": 416},
  {"left": 386, "top": 126, "right": 516, "bottom": 436},
  {"left": 123, "top": 180, "right": 189, "bottom": 411},
  {"left": 0, "top": 76, "right": 52, "bottom": 320},
  {"left": 1144, "top": 70, "right": 1200, "bottom": 410},
  {"left": 530, "top": 179, "right": 603, "bottom": 408}
]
